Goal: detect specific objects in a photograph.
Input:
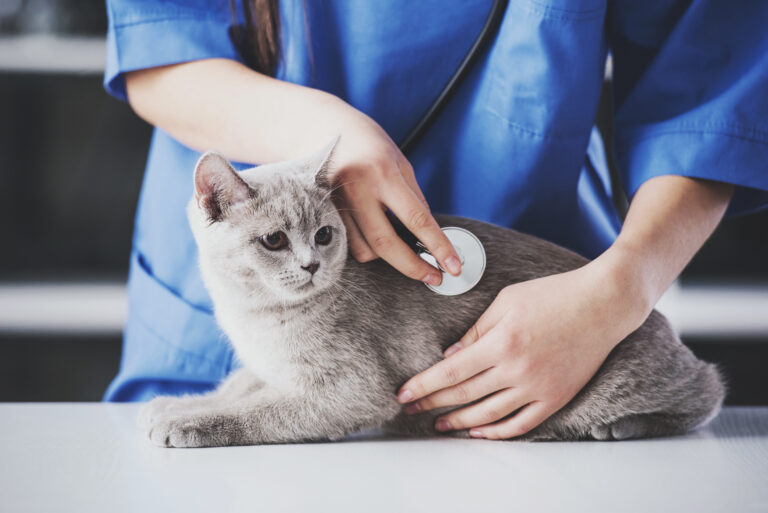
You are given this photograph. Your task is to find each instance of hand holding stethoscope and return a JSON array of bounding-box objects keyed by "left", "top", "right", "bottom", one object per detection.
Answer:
[
  {"left": 339, "top": 0, "right": 505, "bottom": 294},
  {"left": 324, "top": 120, "right": 464, "bottom": 287}
]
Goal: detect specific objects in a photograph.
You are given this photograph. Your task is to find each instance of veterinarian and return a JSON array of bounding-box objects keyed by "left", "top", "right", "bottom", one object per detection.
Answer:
[{"left": 104, "top": 0, "right": 768, "bottom": 438}]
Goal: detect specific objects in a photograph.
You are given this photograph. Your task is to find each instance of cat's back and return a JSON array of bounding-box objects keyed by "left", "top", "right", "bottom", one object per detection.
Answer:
[
  {"left": 338, "top": 215, "right": 591, "bottom": 357},
  {"left": 436, "top": 214, "right": 589, "bottom": 282},
  {"left": 349, "top": 213, "right": 589, "bottom": 294}
]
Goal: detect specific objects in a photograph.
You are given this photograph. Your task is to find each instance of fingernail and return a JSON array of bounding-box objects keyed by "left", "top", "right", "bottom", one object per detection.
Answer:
[
  {"left": 445, "top": 255, "right": 461, "bottom": 275},
  {"left": 435, "top": 419, "right": 452, "bottom": 431},
  {"left": 404, "top": 403, "right": 422, "bottom": 415},
  {"left": 424, "top": 273, "right": 441, "bottom": 286},
  {"left": 443, "top": 342, "right": 462, "bottom": 357},
  {"left": 397, "top": 389, "right": 414, "bottom": 403},
  {"left": 469, "top": 429, "right": 484, "bottom": 438}
]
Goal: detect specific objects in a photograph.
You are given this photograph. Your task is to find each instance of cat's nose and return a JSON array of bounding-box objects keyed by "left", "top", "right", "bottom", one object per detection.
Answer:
[{"left": 301, "top": 262, "right": 320, "bottom": 275}]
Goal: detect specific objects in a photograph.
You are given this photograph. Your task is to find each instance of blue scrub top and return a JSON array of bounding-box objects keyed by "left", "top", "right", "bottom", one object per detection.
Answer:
[{"left": 103, "top": 0, "right": 768, "bottom": 401}]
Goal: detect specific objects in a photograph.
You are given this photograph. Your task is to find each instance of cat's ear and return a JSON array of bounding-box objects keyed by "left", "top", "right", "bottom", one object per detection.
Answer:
[
  {"left": 194, "top": 151, "right": 253, "bottom": 222},
  {"left": 311, "top": 135, "right": 340, "bottom": 189}
]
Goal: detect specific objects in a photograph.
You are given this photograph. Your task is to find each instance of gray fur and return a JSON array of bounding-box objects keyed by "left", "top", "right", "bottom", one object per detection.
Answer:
[{"left": 139, "top": 142, "right": 725, "bottom": 447}]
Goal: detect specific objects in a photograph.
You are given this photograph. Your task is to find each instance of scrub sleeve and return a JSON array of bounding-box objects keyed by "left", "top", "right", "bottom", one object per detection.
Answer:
[
  {"left": 609, "top": 2, "right": 768, "bottom": 213},
  {"left": 104, "top": 0, "right": 240, "bottom": 101},
  {"left": 103, "top": 0, "right": 241, "bottom": 401}
]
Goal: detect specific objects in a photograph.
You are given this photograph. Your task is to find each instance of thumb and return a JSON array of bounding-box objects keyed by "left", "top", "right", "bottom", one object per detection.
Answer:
[{"left": 444, "top": 297, "right": 506, "bottom": 357}]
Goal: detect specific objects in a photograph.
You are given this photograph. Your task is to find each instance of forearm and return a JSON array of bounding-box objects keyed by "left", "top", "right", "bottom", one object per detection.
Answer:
[
  {"left": 595, "top": 175, "right": 734, "bottom": 327},
  {"left": 126, "top": 58, "right": 463, "bottom": 282},
  {"left": 125, "top": 58, "right": 356, "bottom": 164}
]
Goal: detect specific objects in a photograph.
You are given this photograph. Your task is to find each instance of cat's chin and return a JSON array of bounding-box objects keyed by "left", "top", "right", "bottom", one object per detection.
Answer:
[
  {"left": 271, "top": 280, "right": 329, "bottom": 303},
  {"left": 293, "top": 280, "right": 316, "bottom": 294}
]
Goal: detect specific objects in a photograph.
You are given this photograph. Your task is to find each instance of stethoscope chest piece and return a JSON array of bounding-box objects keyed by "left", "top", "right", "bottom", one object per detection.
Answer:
[{"left": 419, "top": 227, "right": 486, "bottom": 296}]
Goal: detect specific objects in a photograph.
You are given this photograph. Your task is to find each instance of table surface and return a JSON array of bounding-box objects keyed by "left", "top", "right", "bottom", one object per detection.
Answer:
[{"left": 2, "top": 404, "right": 767, "bottom": 513}]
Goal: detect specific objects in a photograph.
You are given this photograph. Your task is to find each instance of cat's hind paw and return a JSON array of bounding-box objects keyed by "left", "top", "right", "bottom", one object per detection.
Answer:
[{"left": 590, "top": 416, "right": 653, "bottom": 441}]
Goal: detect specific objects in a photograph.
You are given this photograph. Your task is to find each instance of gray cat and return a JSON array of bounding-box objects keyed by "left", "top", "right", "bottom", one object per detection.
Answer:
[{"left": 138, "top": 140, "right": 724, "bottom": 447}]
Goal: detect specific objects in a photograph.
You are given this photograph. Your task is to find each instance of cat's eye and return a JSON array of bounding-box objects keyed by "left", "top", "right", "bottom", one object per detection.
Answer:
[
  {"left": 315, "top": 226, "right": 333, "bottom": 245},
  {"left": 259, "top": 231, "right": 288, "bottom": 250}
]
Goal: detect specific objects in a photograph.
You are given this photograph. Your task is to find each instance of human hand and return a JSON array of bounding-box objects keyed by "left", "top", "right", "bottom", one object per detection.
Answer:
[
  {"left": 396, "top": 259, "right": 651, "bottom": 439},
  {"left": 319, "top": 95, "right": 461, "bottom": 285}
]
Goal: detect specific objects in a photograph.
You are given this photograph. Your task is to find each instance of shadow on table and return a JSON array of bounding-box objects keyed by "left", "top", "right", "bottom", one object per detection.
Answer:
[{"left": 706, "top": 407, "right": 768, "bottom": 439}]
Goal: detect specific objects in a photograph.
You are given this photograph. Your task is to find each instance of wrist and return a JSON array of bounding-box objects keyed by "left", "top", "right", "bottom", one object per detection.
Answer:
[{"left": 587, "top": 244, "right": 657, "bottom": 332}]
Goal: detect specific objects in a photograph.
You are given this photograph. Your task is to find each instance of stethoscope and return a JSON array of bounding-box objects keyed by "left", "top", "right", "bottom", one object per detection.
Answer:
[{"left": 390, "top": 0, "right": 507, "bottom": 296}]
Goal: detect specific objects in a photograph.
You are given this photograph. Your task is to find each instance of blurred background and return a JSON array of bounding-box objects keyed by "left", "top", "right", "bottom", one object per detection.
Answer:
[{"left": 1, "top": 0, "right": 767, "bottom": 403}]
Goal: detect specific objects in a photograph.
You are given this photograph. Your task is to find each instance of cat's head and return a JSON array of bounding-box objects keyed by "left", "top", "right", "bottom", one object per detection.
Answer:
[{"left": 187, "top": 138, "right": 348, "bottom": 304}]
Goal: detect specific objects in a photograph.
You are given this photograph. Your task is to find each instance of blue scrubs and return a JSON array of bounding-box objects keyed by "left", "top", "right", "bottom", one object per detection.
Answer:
[{"left": 103, "top": 0, "right": 768, "bottom": 401}]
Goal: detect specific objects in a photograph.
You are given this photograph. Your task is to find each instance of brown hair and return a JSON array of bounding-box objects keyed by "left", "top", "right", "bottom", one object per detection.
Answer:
[{"left": 229, "top": 0, "right": 282, "bottom": 76}]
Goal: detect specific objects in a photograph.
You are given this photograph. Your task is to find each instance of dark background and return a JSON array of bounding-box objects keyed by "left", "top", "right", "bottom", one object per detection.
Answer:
[{"left": 1, "top": 0, "right": 766, "bottom": 403}]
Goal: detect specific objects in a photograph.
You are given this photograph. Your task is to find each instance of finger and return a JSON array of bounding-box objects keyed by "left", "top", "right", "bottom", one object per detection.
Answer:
[
  {"left": 434, "top": 387, "right": 528, "bottom": 432},
  {"left": 397, "top": 342, "right": 490, "bottom": 403},
  {"left": 348, "top": 192, "right": 443, "bottom": 285},
  {"left": 444, "top": 295, "right": 508, "bottom": 357},
  {"left": 381, "top": 178, "right": 462, "bottom": 276},
  {"left": 469, "top": 401, "right": 552, "bottom": 440},
  {"left": 406, "top": 368, "right": 501, "bottom": 413},
  {"left": 398, "top": 157, "right": 429, "bottom": 208},
  {"left": 338, "top": 209, "right": 376, "bottom": 262}
]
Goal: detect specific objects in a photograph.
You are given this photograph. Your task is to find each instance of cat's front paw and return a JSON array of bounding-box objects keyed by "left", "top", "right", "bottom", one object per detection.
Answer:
[
  {"left": 137, "top": 396, "right": 186, "bottom": 429},
  {"left": 146, "top": 414, "right": 236, "bottom": 448},
  {"left": 148, "top": 417, "right": 209, "bottom": 448}
]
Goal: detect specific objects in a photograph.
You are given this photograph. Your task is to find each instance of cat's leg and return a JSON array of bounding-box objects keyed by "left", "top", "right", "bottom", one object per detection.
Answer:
[
  {"left": 528, "top": 403, "right": 721, "bottom": 442},
  {"left": 383, "top": 411, "right": 438, "bottom": 438},
  {"left": 589, "top": 409, "right": 722, "bottom": 441},
  {"left": 531, "top": 359, "right": 725, "bottom": 441},
  {"left": 528, "top": 394, "right": 724, "bottom": 442},
  {"left": 526, "top": 310, "right": 726, "bottom": 442},
  {"left": 383, "top": 408, "right": 473, "bottom": 439},
  {"left": 589, "top": 414, "right": 674, "bottom": 441},
  {"left": 145, "top": 388, "right": 402, "bottom": 448},
  {"left": 590, "top": 358, "right": 724, "bottom": 441},
  {"left": 137, "top": 369, "right": 263, "bottom": 429}
]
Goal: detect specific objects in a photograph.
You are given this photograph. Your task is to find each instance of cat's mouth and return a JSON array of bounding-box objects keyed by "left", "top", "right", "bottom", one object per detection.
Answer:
[
  {"left": 295, "top": 279, "right": 315, "bottom": 291},
  {"left": 284, "top": 273, "right": 328, "bottom": 295}
]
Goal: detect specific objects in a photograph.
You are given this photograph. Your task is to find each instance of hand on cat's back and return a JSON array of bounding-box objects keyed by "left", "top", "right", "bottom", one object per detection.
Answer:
[{"left": 397, "top": 260, "right": 652, "bottom": 440}]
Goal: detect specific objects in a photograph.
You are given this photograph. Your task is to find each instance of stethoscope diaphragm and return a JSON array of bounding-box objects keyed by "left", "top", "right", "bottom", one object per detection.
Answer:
[
  {"left": 418, "top": 227, "right": 486, "bottom": 296},
  {"left": 387, "top": 213, "right": 487, "bottom": 296}
]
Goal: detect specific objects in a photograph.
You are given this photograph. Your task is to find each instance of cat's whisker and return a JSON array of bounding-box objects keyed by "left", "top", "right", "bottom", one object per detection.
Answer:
[
  {"left": 318, "top": 209, "right": 363, "bottom": 225},
  {"left": 320, "top": 178, "right": 365, "bottom": 201},
  {"left": 318, "top": 181, "right": 351, "bottom": 204}
]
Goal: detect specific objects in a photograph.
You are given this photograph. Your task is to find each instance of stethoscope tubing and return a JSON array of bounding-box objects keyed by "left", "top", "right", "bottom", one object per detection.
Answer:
[
  {"left": 389, "top": 0, "right": 505, "bottom": 293},
  {"left": 397, "top": 0, "right": 509, "bottom": 154}
]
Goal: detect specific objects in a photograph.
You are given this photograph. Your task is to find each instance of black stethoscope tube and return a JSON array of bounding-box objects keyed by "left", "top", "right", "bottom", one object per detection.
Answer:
[
  {"left": 398, "top": 0, "right": 509, "bottom": 154},
  {"left": 392, "top": 0, "right": 508, "bottom": 252}
]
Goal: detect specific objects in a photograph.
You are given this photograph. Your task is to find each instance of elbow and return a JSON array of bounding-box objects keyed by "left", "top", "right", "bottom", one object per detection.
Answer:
[
  {"left": 125, "top": 70, "right": 155, "bottom": 125},
  {"left": 124, "top": 67, "right": 166, "bottom": 126}
]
